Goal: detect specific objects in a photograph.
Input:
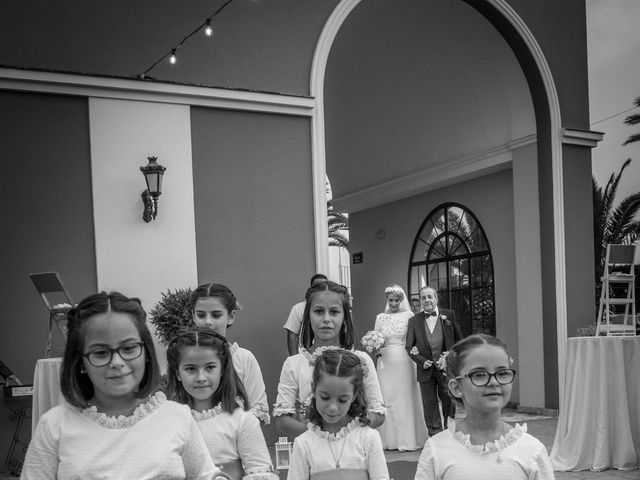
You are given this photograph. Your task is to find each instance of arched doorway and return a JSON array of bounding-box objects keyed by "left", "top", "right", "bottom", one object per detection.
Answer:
[{"left": 408, "top": 203, "right": 495, "bottom": 337}]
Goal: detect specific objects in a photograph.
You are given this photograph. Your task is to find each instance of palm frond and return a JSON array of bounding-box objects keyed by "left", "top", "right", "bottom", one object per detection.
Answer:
[
  {"left": 622, "top": 132, "right": 640, "bottom": 146},
  {"left": 624, "top": 113, "right": 640, "bottom": 126}
]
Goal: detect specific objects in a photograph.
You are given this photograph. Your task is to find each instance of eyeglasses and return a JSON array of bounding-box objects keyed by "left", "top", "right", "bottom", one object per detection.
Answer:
[
  {"left": 456, "top": 368, "right": 516, "bottom": 386},
  {"left": 83, "top": 343, "right": 145, "bottom": 367}
]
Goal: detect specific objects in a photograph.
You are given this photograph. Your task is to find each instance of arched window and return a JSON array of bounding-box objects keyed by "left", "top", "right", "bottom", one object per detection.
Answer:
[{"left": 408, "top": 203, "right": 495, "bottom": 337}]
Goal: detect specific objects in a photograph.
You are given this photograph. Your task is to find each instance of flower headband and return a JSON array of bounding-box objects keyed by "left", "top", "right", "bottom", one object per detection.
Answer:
[
  {"left": 304, "top": 345, "right": 369, "bottom": 375},
  {"left": 384, "top": 285, "right": 404, "bottom": 296}
]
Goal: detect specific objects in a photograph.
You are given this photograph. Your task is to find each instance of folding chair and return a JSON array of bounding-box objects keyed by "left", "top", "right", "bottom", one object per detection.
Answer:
[
  {"left": 29, "top": 272, "right": 75, "bottom": 356},
  {"left": 596, "top": 244, "right": 637, "bottom": 336}
]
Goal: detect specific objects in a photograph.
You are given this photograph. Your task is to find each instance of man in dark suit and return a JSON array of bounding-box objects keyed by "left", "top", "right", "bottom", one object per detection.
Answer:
[{"left": 405, "top": 285, "right": 462, "bottom": 436}]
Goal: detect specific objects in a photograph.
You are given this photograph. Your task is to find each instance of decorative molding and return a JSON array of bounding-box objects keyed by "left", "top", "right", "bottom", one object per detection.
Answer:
[
  {"left": 476, "top": 0, "right": 567, "bottom": 405},
  {"left": 310, "top": 0, "right": 362, "bottom": 275},
  {"left": 0, "top": 67, "right": 315, "bottom": 117},
  {"left": 331, "top": 134, "right": 537, "bottom": 213},
  {"left": 562, "top": 128, "right": 604, "bottom": 147}
]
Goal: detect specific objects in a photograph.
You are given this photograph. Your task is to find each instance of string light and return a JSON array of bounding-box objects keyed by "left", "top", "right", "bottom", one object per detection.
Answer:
[
  {"left": 204, "top": 18, "right": 214, "bottom": 37},
  {"left": 138, "top": 0, "right": 237, "bottom": 79}
]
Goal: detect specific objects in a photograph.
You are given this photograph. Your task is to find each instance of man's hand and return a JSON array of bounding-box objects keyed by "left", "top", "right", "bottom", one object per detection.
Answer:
[{"left": 423, "top": 359, "right": 433, "bottom": 369}]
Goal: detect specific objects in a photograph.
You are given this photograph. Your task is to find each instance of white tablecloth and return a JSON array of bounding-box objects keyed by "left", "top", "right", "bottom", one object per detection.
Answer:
[
  {"left": 550, "top": 336, "right": 640, "bottom": 471},
  {"left": 31, "top": 357, "right": 64, "bottom": 436}
]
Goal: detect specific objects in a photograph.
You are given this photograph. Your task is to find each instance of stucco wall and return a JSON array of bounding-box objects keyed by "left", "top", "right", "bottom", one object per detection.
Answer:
[
  {"left": 191, "top": 108, "right": 315, "bottom": 442},
  {"left": 0, "top": 91, "right": 97, "bottom": 381},
  {"left": 349, "top": 169, "right": 519, "bottom": 401}
]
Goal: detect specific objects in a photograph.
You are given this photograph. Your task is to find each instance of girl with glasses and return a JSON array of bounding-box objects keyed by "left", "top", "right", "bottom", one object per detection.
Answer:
[
  {"left": 414, "top": 334, "right": 554, "bottom": 480},
  {"left": 22, "top": 291, "right": 229, "bottom": 480}
]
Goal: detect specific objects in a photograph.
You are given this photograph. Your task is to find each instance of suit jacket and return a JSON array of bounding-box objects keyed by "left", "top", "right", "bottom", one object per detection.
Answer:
[{"left": 405, "top": 308, "right": 463, "bottom": 382}]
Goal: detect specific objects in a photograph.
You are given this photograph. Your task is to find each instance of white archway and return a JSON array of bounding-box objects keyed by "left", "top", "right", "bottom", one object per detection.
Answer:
[{"left": 309, "top": 0, "right": 568, "bottom": 402}]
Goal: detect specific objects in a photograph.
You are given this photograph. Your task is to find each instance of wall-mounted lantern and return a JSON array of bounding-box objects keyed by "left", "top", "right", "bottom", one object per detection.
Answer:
[{"left": 140, "top": 156, "right": 166, "bottom": 222}]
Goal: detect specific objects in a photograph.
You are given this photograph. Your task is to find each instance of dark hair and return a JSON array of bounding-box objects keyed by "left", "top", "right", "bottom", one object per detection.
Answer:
[
  {"left": 308, "top": 349, "right": 369, "bottom": 428},
  {"left": 310, "top": 273, "right": 328, "bottom": 286},
  {"left": 299, "top": 280, "right": 357, "bottom": 350},
  {"left": 60, "top": 291, "right": 161, "bottom": 408},
  {"left": 446, "top": 334, "right": 511, "bottom": 403},
  {"left": 189, "top": 283, "right": 240, "bottom": 316},
  {"left": 165, "top": 327, "right": 248, "bottom": 413}
]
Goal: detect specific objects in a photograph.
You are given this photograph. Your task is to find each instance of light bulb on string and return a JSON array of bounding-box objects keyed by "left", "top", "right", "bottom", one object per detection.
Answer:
[
  {"left": 169, "top": 49, "right": 177, "bottom": 65},
  {"left": 204, "top": 19, "right": 213, "bottom": 37}
]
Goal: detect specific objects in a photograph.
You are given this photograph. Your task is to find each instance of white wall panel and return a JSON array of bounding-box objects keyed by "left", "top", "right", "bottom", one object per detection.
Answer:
[{"left": 89, "top": 98, "right": 197, "bottom": 368}]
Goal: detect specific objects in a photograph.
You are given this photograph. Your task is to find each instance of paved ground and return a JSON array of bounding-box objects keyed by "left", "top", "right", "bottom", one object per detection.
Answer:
[{"left": 383, "top": 409, "right": 640, "bottom": 479}]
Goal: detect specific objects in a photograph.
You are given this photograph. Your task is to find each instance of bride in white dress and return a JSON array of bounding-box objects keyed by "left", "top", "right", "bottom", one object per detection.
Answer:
[{"left": 374, "top": 284, "right": 429, "bottom": 451}]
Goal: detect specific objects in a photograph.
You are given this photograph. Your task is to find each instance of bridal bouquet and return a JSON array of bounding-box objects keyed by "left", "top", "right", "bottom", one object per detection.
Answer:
[{"left": 361, "top": 330, "right": 385, "bottom": 357}]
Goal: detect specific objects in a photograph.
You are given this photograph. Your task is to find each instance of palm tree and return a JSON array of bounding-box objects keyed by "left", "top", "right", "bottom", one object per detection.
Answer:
[
  {"left": 593, "top": 158, "right": 640, "bottom": 283},
  {"left": 327, "top": 199, "right": 349, "bottom": 248},
  {"left": 622, "top": 96, "right": 640, "bottom": 146}
]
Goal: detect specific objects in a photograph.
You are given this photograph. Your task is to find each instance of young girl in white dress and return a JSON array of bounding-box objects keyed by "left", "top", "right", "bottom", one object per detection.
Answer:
[
  {"left": 374, "top": 284, "right": 428, "bottom": 450},
  {"left": 288, "top": 349, "right": 390, "bottom": 480},
  {"left": 22, "top": 291, "right": 229, "bottom": 480},
  {"left": 414, "top": 334, "right": 555, "bottom": 480},
  {"left": 190, "top": 283, "right": 269, "bottom": 424},
  {"left": 273, "top": 280, "right": 386, "bottom": 438},
  {"left": 166, "top": 327, "right": 278, "bottom": 480}
]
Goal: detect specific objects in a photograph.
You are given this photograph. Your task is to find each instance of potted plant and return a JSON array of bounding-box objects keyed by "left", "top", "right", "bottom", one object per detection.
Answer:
[{"left": 148, "top": 288, "right": 193, "bottom": 346}]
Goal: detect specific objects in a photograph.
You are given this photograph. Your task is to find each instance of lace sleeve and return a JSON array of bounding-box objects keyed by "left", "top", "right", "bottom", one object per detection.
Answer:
[
  {"left": 273, "top": 356, "right": 298, "bottom": 417},
  {"left": 238, "top": 350, "right": 270, "bottom": 424},
  {"left": 236, "top": 413, "right": 279, "bottom": 480},
  {"left": 531, "top": 440, "right": 555, "bottom": 480},
  {"left": 364, "top": 429, "right": 390, "bottom": 480},
  {"left": 374, "top": 313, "right": 383, "bottom": 332},
  {"left": 356, "top": 351, "right": 387, "bottom": 414},
  {"left": 414, "top": 440, "right": 437, "bottom": 480},
  {"left": 287, "top": 436, "right": 310, "bottom": 480}
]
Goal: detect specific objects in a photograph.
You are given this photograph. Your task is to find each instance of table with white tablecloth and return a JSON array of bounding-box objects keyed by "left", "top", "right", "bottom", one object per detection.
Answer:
[
  {"left": 31, "top": 357, "right": 64, "bottom": 435},
  {"left": 550, "top": 336, "right": 640, "bottom": 471}
]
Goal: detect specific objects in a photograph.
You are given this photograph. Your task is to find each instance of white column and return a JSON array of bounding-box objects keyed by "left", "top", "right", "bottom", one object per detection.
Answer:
[
  {"left": 89, "top": 98, "right": 198, "bottom": 371},
  {"left": 512, "top": 143, "right": 546, "bottom": 409}
]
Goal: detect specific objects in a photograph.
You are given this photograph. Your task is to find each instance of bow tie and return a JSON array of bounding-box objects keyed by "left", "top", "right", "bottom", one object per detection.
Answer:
[{"left": 425, "top": 311, "right": 438, "bottom": 317}]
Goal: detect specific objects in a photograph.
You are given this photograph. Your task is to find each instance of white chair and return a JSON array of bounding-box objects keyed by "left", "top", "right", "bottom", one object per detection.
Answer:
[{"left": 596, "top": 244, "right": 637, "bottom": 336}]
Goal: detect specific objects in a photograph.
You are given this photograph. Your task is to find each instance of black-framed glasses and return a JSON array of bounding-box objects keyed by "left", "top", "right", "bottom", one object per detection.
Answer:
[
  {"left": 456, "top": 368, "right": 516, "bottom": 386},
  {"left": 83, "top": 342, "right": 145, "bottom": 367}
]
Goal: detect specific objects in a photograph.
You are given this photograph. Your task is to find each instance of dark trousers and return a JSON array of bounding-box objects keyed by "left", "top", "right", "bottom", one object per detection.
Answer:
[{"left": 419, "top": 371, "right": 455, "bottom": 436}]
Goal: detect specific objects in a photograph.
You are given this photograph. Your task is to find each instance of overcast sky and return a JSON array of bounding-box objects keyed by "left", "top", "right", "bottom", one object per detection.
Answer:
[{"left": 587, "top": 0, "right": 640, "bottom": 200}]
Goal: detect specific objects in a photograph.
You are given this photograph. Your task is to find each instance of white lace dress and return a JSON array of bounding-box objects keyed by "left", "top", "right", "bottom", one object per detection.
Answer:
[
  {"left": 272, "top": 347, "right": 386, "bottom": 421},
  {"left": 374, "top": 311, "right": 429, "bottom": 450},
  {"left": 229, "top": 342, "right": 270, "bottom": 424},
  {"left": 21, "top": 392, "right": 221, "bottom": 480},
  {"left": 414, "top": 422, "right": 555, "bottom": 480},
  {"left": 288, "top": 419, "right": 390, "bottom": 480},
  {"left": 192, "top": 405, "right": 278, "bottom": 480}
]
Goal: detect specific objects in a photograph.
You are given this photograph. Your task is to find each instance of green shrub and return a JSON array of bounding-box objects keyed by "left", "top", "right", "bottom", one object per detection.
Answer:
[{"left": 149, "top": 288, "right": 193, "bottom": 346}]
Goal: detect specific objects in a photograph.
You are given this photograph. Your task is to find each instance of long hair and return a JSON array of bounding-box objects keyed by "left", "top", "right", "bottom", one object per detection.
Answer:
[
  {"left": 60, "top": 291, "right": 161, "bottom": 408},
  {"left": 307, "top": 349, "right": 369, "bottom": 428},
  {"left": 299, "top": 280, "right": 358, "bottom": 350},
  {"left": 188, "top": 283, "right": 240, "bottom": 315},
  {"left": 165, "top": 327, "right": 248, "bottom": 413}
]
